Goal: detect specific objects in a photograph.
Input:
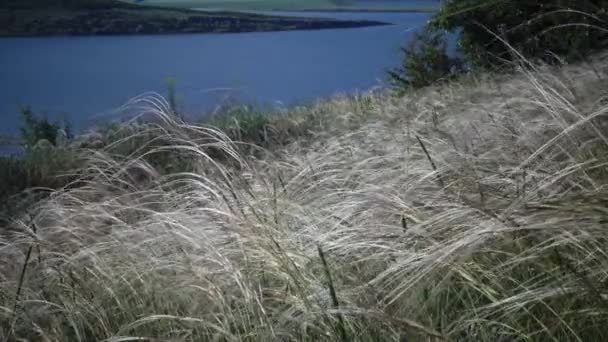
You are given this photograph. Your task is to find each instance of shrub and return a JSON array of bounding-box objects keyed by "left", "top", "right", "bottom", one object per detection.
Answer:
[
  {"left": 0, "top": 108, "right": 76, "bottom": 221},
  {"left": 208, "top": 105, "right": 274, "bottom": 146},
  {"left": 19, "top": 107, "right": 59, "bottom": 147},
  {"left": 0, "top": 146, "right": 80, "bottom": 223},
  {"left": 19, "top": 107, "right": 72, "bottom": 148},
  {"left": 388, "top": 28, "right": 464, "bottom": 91},
  {"left": 431, "top": 0, "right": 608, "bottom": 67}
]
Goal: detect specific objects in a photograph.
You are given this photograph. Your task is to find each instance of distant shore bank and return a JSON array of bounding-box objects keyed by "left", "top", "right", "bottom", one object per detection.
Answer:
[{"left": 0, "top": 5, "right": 389, "bottom": 37}]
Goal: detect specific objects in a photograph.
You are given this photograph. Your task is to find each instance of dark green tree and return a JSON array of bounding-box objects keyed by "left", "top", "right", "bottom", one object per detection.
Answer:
[
  {"left": 431, "top": 0, "right": 608, "bottom": 67},
  {"left": 388, "top": 28, "right": 464, "bottom": 90}
]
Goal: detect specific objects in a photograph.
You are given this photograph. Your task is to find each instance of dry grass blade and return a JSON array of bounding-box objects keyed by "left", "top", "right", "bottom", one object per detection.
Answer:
[
  {"left": 416, "top": 134, "right": 445, "bottom": 188},
  {"left": 317, "top": 244, "right": 349, "bottom": 342}
]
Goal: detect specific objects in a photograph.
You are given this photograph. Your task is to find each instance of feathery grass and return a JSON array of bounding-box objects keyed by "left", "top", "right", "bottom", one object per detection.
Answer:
[{"left": 2, "top": 54, "right": 608, "bottom": 341}]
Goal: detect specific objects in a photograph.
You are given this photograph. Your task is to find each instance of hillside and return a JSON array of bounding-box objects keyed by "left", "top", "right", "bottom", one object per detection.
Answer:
[
  {"left": 2, "top": 53, "right": 608, "bottom": 340},
  {"left": 0, "top": 0, "right": 388, "bottom": 36},
  {"left": 2, "top": 0, "right": 147, "bottom": 10},
  {"left": 132, "top": 0, "right": 438, "bottom": 11},
  {"left": 140, "top": 0, "right": 343, "bottom": 10}
]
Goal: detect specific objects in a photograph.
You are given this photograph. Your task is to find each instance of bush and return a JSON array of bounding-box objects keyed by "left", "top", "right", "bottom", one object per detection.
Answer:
[
  {"left": 0, "top": 146, "right": 81, "bottom": 223},
  {"left": 208, "top": 106, "right": 274, "bottom": 146},
  {"left": 432, "top": 0, "right": 608, "bottom": 67},
  {"left": 19, "top": 107, "right": 72, "bottom": 148},
  {"left": 388, "top": 28, "right": 464, "bottom": 91},
  {"left": 0, "top": 108, "right": 76, "bottom": 222}
]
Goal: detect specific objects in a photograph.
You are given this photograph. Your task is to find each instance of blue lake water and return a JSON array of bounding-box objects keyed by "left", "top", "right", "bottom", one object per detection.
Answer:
[{"left": 0, "top": 10, "right": 434, "bottom": 136}]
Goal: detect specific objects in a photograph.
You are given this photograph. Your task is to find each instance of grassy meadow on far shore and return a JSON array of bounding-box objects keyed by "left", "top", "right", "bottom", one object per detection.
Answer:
[{"left": 130, "top": 0, "right": 437, "bottom": 11}]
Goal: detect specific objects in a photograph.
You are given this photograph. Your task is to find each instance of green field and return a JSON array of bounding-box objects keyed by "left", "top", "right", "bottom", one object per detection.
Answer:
[
  {"left": 129, "top": 0, "right": 344, "bottom": 10},
  {"left": 127, "top": 0, "right": 436, "bottom": 11}
]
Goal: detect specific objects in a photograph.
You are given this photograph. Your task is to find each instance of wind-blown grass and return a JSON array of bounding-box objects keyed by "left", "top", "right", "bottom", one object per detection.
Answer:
[{"left": 2, "top": 54, "right": 608, "bottom": 341}]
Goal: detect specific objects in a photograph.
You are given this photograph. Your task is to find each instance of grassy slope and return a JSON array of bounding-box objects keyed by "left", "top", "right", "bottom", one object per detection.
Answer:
[
  {"left": 2, "top": 55, "right": 608, "bottom": 340},
  {"left": 133, "top": 0, "right": 437, "bottom": 11},
  {"left": 1, "top": 0, "right": 389, "bottom": 36},
  {"left": 3, "top": 0, "right": 136, "bottom": 10},
  {"left": 144, "top": 0, "right": 341, "bottom": 10}
]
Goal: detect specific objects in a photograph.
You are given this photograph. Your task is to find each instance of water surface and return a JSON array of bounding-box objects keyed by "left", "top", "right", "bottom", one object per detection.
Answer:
[{"left": 0, "top": 11, "right": 433, "bottom": 136}]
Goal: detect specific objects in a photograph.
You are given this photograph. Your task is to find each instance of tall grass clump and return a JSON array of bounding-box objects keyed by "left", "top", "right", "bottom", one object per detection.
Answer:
[
  {"left": 0, "top": 108, "right": 81, "bottom": 223},
  {"left": 4, "top": 50, "right": 608, "bottom": 342}
]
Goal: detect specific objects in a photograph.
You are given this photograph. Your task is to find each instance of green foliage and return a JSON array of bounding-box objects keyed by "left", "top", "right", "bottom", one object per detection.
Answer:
[
  {"left": 19, "top": 107, "right": 73, "bottom": 148},
  {"left": 19, "top": 107, "right": 61, "bottom": 148},
  {"left": 390, "top": 0, "right": 608, "bottom": 90},
  {"left": 209, "top": 105, "right": 274, "bottom": 146},
  {"left": 0, "top": 146, "right": 80, "bottom": 222},
  {"left": 164, "top": 76, "right": 179, "bottom": 118},
  {"left": 388, "top": 29, "right": 464, "bottom": 90},
  {"left": 432, "top": 0, "right": 608, "bottom": 67},
  {"left": 0, "top": 107, "right": 77, "bottom": 221}
]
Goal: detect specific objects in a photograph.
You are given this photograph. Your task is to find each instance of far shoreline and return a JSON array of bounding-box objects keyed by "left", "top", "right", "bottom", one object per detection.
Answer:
[
  {"left": 193, "top": 7, "right": 437, "bottom": 14},
  {"left": 268, "top": 7, "right": 437, "bottom": 13},
  {"left": 0, "top": 4, "right": 392, "bottom": 38},
  {"left": 0, "top": 21, "right": 392, "bottom": 38}
]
